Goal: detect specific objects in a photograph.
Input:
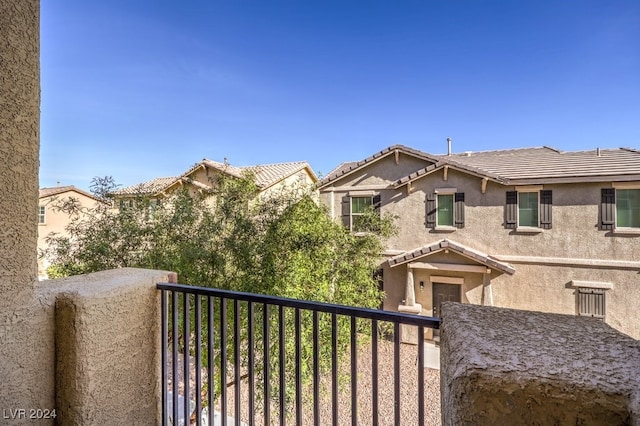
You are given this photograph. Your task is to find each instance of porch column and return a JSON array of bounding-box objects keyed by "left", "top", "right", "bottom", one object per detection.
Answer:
[{"left": 398, "top": 267, "right": 422, "bottom": 344}]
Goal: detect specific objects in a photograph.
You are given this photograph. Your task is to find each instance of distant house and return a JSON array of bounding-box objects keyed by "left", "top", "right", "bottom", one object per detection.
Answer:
[
  {"left": 111, "top": 159, "right": 318, "bottom": 206},
  {"left": 38, "top": 186, "right": 103, "bottom": 278},
  {"left": 319, "top": 144, "right": 640, "bottom": 341}
]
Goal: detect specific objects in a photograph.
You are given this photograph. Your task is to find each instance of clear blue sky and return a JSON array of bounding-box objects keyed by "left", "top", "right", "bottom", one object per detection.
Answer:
[{"left": 40, "top": 0, "right": 640, "bottom": 190}]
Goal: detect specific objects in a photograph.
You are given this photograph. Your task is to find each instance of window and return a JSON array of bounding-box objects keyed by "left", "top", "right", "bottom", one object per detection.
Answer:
[
  {"left": 38, "top": 206, "right": 46, "bottom": 224},
  {"left": 577, "top": 288, "right": 605, "bottom": 320},
  {"left": 601, "top": 187, "right": 640, "bottom": 230},
  {"left": 341, "top": 193, "right": 381, "bottom": 232},
  {"left": 616, "top": 189, "right": 640, "bottom": 228},
  {"left": 518, "top": 192, "right": 538, "bottom": 227},
  {"left": 505, "top": 189, "right": 552, "bottom": 229},
  {"left": 437, "top": 194, "right": 454, "bottom": 226},
  {"left": 426, "top": 191, "right": 465, "bottom": 229}
]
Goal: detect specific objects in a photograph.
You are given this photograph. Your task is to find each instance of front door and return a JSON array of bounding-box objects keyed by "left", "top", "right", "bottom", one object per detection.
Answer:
[{"left": 432, "top": 283, "right": 461, "bottom": 341}]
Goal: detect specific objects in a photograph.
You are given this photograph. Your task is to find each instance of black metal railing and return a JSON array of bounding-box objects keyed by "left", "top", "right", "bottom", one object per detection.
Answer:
[{"left": 158, "top": 282, "right": 440, "bottom": 426}]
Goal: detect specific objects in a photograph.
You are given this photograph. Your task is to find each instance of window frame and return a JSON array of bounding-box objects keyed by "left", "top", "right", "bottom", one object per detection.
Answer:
[
  {"left": 427, "top": 189, "right": 464, "bottom": 230},
  {"left": 505, "top": 186, "right": 552, "bottom": 231},
  {"left": 615, "top": 187, "right": 640, "bottom": 230},
  {"left": 350, "top": 195, "right": 374, "bottom": 232},
  {"left": 38, "top": 205, "right": 46, "bottom": 224},
  {"left": 435, "top": 188, "right": 456, "bottom": 229}
]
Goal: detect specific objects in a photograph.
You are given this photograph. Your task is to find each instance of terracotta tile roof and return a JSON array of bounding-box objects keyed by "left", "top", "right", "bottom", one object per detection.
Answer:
[
  {"left": 112, "top": 159, "right": 316, "bottom": 196},
  {"left": 443, "top": 147, "right": 640, "bottom": 184},
  {"left": 39, "top": 185, "right": 101, "bottom": 201},
  {"left": 111, "top": 177, "right": 178, "bottom": 196},
  {"left": 388, "top": 239, "right": 515, "bottom": 275},
  {"left": 318, "top": 145, "right": 440, "bottom": 187}
]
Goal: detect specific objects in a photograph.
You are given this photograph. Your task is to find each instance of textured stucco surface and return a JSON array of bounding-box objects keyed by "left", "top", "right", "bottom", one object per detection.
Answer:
[
  {"left": 440, "top": 302, "right": 640, "bottom": 425},
  {"left": 321, "top": 153, "right": 640, "bottom": 339},
  {"left": 0, "top": 0, "right": 45, "bottom": 417},
  {"left": 43, "top": 268, "right": 170, "bottom": 425}
]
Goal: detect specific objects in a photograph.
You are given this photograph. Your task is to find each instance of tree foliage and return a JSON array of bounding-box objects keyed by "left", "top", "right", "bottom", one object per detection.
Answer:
[{"left": 43, "top": 172, "right": 397, "bottom": 409}]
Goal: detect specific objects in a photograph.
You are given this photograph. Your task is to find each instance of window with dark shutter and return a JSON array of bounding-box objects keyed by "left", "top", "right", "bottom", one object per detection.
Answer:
[
  {"left": 540, "top": 190, "right": 552, "bottom": 229},
  {"left": 578, "top": 288, "right": 605, "bottom": 320},
  {"left": 505, "top": 191, "right": 517, "bottom": 229},
  {"left": 454, "top": 192, "right": 465, "bottom": 228},
  {"left": 600, "top": 188, "right": 615, "bottom": 230},
  {"left": 426, "top": 193, "right": 436, "bottom": 228},
  {"left": 373, "top": 194, "right": 381, "bottom": 214}
]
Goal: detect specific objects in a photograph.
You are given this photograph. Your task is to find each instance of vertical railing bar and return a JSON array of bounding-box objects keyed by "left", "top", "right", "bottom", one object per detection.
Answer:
[
  {"left": 220, "top": 298, "right": 228, "bottom": 426},
  {"left": 183, "top": 293, "right": 190, "bottom": 426},
  {"left": 394, "top": 322, "right": 401, "bottom": 426},
  {"left": 172, "top": 291, "right": 179, "bottom": 426},
  {"left": 248, "top": 302, "right": 255, "bottom": 425},
  {"left": 295, "top": 308, "right": 302, "bottom": 426},
  {"left": 161, "top": 289, "right": 168, "bottom": 426},
  {"left": 371, "top": 319, "right": 379, "bottom": 426},
  {"left": 418, "top": 325, "right": 425, "bottom": 426},
  {"left": 312, "top": 311, "right": 319, "bottom": 426},
  {"left": 279, "top": 305, "right": 286, "bottom": 426},
  {"left": 234, "top": 299, "right": 241, "bottom": 426},
  {"left": 331, "top": 313, "right": 338, "bottom": 426},
  {"left": 263, "top": 303, "right": 271, "bottom": 426},
  {"left": 195, "top": 295, "right": 202, "bottom": 426},
  {"left": 351, "top": 316, "right": 357, "bottom": 426},
  {"left": 207, "top": 296, "right": 214, "bottom": 426}
]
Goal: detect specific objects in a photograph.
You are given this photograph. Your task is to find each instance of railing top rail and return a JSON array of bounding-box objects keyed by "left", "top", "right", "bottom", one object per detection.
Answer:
[{"left": 157, "top": 282, "right": 440, "bottom": 328}]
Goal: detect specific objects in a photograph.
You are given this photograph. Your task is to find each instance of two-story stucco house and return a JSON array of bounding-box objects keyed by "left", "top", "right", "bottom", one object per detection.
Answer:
[
  {"left": 111, "top": 158, "right": 317, "bottom": 204},
  {"left": 38, "top": 185, "right": 103, "bottom": 278},
  {"left": 319, "top": 144, "right": 640, "bottom": 341}
]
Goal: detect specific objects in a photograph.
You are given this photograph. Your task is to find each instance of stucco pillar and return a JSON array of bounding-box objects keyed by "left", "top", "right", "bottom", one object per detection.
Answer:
[
  {"left": 0, "top": 0, "right": 46, "bottom": 417},
  {"left": 398, "top": 267, "right": 422, "bottom": 344}
]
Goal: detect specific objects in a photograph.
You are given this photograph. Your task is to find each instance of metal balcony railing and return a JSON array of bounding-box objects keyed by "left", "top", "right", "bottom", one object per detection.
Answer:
[{"left": 158, "top": 282, "right": 440, "bottom": 426}]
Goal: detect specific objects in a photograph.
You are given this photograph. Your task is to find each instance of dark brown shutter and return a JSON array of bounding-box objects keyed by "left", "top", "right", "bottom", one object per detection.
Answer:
[
  {"left": 426, "top": 193, "right": 436, "bottom": 228},
  {"left": 600, "top": 188, "right": 615, "bottom": 230},
  {"left": 505, "top": 191, "right": 517, "bottom": 229},
  {"left": 540, "top": 190, "right": 552, "bottom": 229},
  {"left": 341, "top": 195, "right": 351, "bottom": 229},
  {"left": 373, "top": 194, "right": 381, "bottom": 216},
  {"left": 454, "top": 192, "right": 465, "bottom": 228}
]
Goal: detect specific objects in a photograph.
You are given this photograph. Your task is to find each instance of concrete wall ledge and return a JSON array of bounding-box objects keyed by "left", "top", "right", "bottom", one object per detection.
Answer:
[
  {"left": 440, "top": 303, "right": 640, "bottom": 425},
  {"left": 40, "top": 268, "right": 172, "bottom": 425}
]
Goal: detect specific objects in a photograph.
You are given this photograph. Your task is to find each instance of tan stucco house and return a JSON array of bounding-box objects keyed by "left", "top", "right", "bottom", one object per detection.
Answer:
[
  {"left": 111, "top": 158, "right": 318, "bottom": 205},
  {"left": 37, "top": 186, "right": 102, "bottom": 278},
  {"left": 319, "top": 144, "right": 640, "bottom": 341}
]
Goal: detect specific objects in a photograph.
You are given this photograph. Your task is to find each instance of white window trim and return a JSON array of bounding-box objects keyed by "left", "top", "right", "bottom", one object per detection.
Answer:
[
  {"left": 515, "top": 187, "right": 542, "bottom": 230},
  {"left": 571, "top": 280, "right": 613, "bottom": 290},
  {"left": 38, "top": 205, "right": 46, "bottom": 225},
  {"left": 611, "top": 185, "right": 640, "bottom": 232},
  {"left": 434, "top": 188, "right": 458, "bottom": 230},
  {"left": 349, "top": 194, "right": 374, "bottom": 232}
]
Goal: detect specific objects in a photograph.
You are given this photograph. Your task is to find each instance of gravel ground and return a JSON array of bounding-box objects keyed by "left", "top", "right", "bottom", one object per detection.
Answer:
[{"left": 170, "top": 338, "right": 441, "bottom": 425}]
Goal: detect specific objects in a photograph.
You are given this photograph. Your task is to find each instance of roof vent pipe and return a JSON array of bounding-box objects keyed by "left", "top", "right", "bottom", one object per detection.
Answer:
[
  {"left": 447, "top": 137, "right": 452, "bottom": 156},
  {"left": 596, "top": 147, "right": 601, "bottom": 157}
]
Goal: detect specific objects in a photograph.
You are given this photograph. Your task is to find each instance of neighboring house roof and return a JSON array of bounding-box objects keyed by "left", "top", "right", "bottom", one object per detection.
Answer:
[
  {"left": 321, "top": 144, "right": 640, "bottom": 189},
  {"left": 443, "top": 147, "right": 640, "bottom": 184},
  {"left": 111, "top": 177, "right": 178, "bottom": 196},
  {"left": 112, "top": 159, "right": 317, "bottom": 197},
  {"left": 39, "top": 185, "right": 102, "bottom": 202},
  {"left": 388, "top": 238, "right": 515, "bottom": 275},
  {"left": 318, "top": 145, "right": 441, "bottom": 188}
]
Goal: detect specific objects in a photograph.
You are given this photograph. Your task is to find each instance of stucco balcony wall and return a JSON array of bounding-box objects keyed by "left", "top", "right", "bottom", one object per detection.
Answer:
[
  {"left": 440, "top": 302, "right": 640, "bottom": 425},
  {"left": 38, "top": 268, "right": 170, "bottom": 425}
]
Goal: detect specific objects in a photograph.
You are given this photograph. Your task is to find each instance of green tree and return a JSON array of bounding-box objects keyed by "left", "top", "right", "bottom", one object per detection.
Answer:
[{"left": 43, "top": 173, "right": 396, "bottom": 411}]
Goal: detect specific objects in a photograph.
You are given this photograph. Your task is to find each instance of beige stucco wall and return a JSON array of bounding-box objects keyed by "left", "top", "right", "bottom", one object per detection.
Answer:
[
  {"left": 0, "top": 0, "right": 45, "bottom": 415},
  {"left": 440, "top": 302, "right": 640, "bottom": 425},
  {"left": 39, "top": 268, "right": 170, "bottom": 425},
  {"left": 37, "top": 191, "right": 100, "bottom": 276},
  {"left": 321, "top": 153, "right": 640, "bottom": 339}
]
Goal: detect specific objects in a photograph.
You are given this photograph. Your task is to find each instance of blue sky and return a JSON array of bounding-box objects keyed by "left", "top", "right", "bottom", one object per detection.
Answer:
[{"left": 40, "top": 0, "right": 640, "bottom": 190}]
